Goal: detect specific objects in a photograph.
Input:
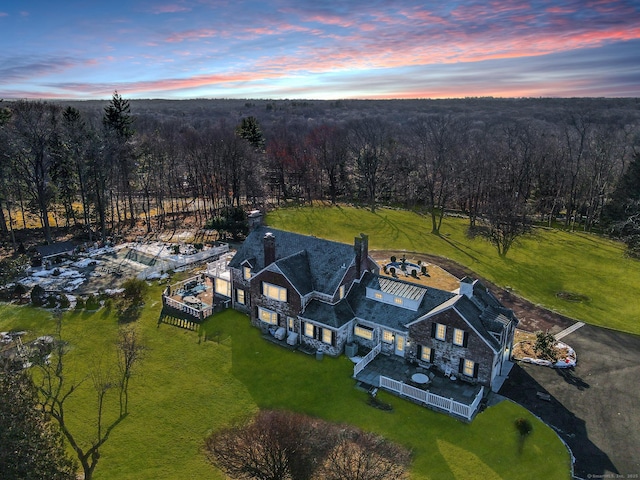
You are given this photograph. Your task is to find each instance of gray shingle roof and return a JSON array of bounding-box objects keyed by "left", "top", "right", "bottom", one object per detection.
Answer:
[
  {"left": 301, "top": 299, "right": 355, "bottom": 328},
  {"left": 229, "top": 226, "right": 355, "bottom": 295},
  {"left": 34, "top": 241, "right": 75, "bottom": 258},
  {"left": 347, "top": 273, "right": 455, "bottom": 331}
]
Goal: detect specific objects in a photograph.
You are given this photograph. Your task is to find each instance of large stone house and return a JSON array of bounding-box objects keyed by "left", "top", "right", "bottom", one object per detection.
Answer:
[{"left": 209, "top": 212, "right": 517, "bottom": 397}]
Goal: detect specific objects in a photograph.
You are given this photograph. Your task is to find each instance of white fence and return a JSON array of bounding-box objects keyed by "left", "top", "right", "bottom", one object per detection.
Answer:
[
  {"left": 353, "top": 343, "right": 382, "bottom": 377},
  {"left": 379, "top": 376, "right": 485, "bottom": 421}
]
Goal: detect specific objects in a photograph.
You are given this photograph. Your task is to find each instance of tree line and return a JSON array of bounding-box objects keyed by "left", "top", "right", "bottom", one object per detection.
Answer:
[{"left": 0, "top": 95, "right": 638, "bottom": 256}]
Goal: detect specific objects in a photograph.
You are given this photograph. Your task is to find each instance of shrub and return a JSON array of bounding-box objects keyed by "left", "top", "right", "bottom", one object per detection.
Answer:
[
  {"left": 31, "top": 285, "right": 47, "bottom": 307},
  {"left": 74, "top": 297, "right": 85, "bottom": 310},
  {"left": 534, "top": 331, "right": 558, "bottom": 362},
  {"left": 59, "top": 294, "right": 71, "bottom": 309},
  {"left": 85, "top": 294, "right": 100, "bottom": 311}
]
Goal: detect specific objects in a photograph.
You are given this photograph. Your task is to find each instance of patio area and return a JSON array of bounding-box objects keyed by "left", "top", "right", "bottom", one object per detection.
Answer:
[
  {"left": 354, "top": 353, "right": 485, "bottom": 419},
  {"left": 162, "top": 274, "right": 216, "bottom": 321}
]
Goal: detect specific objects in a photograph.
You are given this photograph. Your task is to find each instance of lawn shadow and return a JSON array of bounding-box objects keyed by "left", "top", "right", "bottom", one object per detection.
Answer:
[
  {"left": 435, "top": 233, "right": 481, "bottom": 264},
  {"left": 500, "top": 364, "right": 617, "bottom": 478}
]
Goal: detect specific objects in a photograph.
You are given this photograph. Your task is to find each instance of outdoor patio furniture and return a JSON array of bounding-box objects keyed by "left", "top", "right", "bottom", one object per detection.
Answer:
[{"left": 411, "top": 373, "right": 430, "bottom": 384}]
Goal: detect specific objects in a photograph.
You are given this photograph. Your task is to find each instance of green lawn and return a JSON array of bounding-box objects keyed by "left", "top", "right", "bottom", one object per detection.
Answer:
[
  {"left": 267, "top": 205, "right": 640, "bottom": 335},
  {"left": 0, "top": 293, "right": 571, "bottom": 479}
]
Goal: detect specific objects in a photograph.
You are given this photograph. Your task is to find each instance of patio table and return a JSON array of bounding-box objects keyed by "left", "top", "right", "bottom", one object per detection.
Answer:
[
  {"left": 183, "top": 295, "right": 199, "bottom": 304},
  {"left": 411, "top": 373, "right": 430, "bottom": 384}
]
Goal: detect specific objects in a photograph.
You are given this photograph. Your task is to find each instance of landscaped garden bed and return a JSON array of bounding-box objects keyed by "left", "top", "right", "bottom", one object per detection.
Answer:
[{"left": 513, "top": 330, "right": 577, "bottom": 368}]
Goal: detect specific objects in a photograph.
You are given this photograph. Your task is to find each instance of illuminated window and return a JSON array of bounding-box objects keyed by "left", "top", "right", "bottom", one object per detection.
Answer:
[
  {"left": 305, "top": 322, "right": 315, "bottom": 337},
  {"left": 382, "top": 330, "right": 394, "bottom": 344},
  {"left": 421, "top": 346, "right": 432, "bottom": 362},
  {"left": 243, "top": 266, "right": 251, "bottom": 280},
  {"left": 463, "top": 359, "right": 475, "bottom": 377},
  {"left": 453, "top": 328, "right": 465, "bottom": 346},
  {"left": 288, "top": 316, "right": 295, "bottom": 330},
  {"left": 435, "top": 323, "right": 446, "bottom": 341},
  {"left": 215, "top": 278, "right": 231, "bottom": 297},
  {"left": 394, "top": 297, "right": 403, "bottom": 305},
  {"left": 354, "top": 325, "right": 374, "bottom": 340},
  {"left": 374, "top": 292, "right": 383, "bottom": 300},
  {"left": 339, "top": 285, "right": 345, "bottom": 299},
  {"left": 236, "top": 289, "right": 245, "bottom": 305},
  {"left": 322, "top": 328, "right": 333, "bottom": 344},
  {"left": 258, "top": 307, "right": 277, "bottom": 325},
  {"left": 262, "top": 282, "right": 287, "bottom": 301}
]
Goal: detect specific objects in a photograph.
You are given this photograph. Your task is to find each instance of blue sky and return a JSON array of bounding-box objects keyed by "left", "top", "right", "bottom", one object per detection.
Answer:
[{"left": 1, "top": 0, "right": 639, "bottom": 99}]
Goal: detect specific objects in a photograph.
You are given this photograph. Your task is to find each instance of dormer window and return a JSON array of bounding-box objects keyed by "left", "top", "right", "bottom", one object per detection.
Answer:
[
  {"left": 243, "top": 266, "right": 252, "bottom": 280},
  {"left": 339, "top": 285, "right": 345, "bottom": 299},
  {"left": 394, "top": 297, "right": 403, "bottom": 305}
]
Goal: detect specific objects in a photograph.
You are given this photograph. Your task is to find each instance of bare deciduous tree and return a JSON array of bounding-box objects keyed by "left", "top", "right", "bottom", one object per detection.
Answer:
[{"left": 204, "top": 410, "right": 410, "bottom": 480}]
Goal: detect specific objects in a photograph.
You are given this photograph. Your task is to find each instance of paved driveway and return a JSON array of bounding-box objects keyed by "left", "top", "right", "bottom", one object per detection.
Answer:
[{"left": 500, "top": 324, "right": 640, "bottom": 479}]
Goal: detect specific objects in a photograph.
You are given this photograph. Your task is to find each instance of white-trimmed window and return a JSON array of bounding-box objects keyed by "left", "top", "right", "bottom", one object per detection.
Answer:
[
  {"left": 258, "top": 307, "right": 278, "bottom": 325},
  {"left": 243, "top": 266, "right": 251, "bottom": 280},
  {"left": 236, "top": 289, "right": 245, "bottom": 305},
  {"left": 262, "top": 282, "right": 287, "bottom": 301},
  {"left": 354, "top": 325, "right": 374, "bottom": 340},
  {"left": 322, "top": 328, "right": 333, "bottom": 345},
  {"left": 374, "top": 292, "right": 383, "bottom": 300},
  {"left": 288, "top": 316, "right": 295, "bottom": 331},
  {"left": 420, "top": 346, "right": 433, "bottom": 362},
  {"left": 435, "top": 323, "right": 446, "bottom": 341},
  {"left": 394, "top": 297, "right": 403, "bottom": 305},
  {"left": 305, "top": 322, "right": 315, "bottom": 338},
  {"left": 215, "top": 278, "right": 231, "bottom": 298},
  {"left": 382, "top": 330, "right": 394, "bottom": 344},
  {"left": 453, "top": 328, "right": 465, "bottom": 346},
  {"left": 462, "top": 359, "right": 475, "bottom": 377},
  {"left": 339, "top": 285, "right": 345, "bottom": 299}
]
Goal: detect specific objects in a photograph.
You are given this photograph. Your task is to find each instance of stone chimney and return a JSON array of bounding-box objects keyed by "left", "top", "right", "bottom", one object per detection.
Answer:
[
  {"left": 264, "top": 232, "right": 276, "bottom": 266},
  {"left": 248, "top": 210, "right": 264, "bottom": 231},
  {"left": 460, "top": 277, "right": 475, "bottom": 298},
  {"left": 354, "top": 233, "right": 369, "bottom": 278}
]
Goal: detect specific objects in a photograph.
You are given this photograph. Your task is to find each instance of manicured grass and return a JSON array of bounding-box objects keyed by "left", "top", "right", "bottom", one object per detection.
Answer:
[
  {"left": 267, "top": 205, "right": 640, "bottom": 335},
  {"left": 0, "top": 297, "right": 570, "bottom": 480}
]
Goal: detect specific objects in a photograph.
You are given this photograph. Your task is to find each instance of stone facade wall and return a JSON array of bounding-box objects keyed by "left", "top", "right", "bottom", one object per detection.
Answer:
[
  {"left": 298, "top": 321, "right": 350, "bottom": 356},
  {"left": 408, "top": 309, "right": 496, "bottom": 387},
  {"left": 250, "top": 269, "right": 302, "bottom": 333},
  {"left": 230, "top": 268, "right": 251, "bottom": 314}
]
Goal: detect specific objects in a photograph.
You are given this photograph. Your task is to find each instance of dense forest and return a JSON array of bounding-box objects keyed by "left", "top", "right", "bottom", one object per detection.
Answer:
[{"left": 0, "top": 95, "right": 639, "bottom": 256}]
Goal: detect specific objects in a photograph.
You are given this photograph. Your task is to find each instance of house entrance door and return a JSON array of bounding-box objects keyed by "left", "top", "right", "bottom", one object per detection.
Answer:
[{"left": 395, "top": 335, "right": 405, "bottom": 357}]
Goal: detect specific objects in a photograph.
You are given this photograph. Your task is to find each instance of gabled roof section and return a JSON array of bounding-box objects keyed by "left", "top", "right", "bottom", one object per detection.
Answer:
[
  {"left": 348, "top": 273, "right": 455, "bottom": 331},
  {"left": 301, "top": 299, "right": 355, "bottom": 329},
  {"left": 275, "top": 251, "right": 313, "bottom": 296},
  {"left": 228, "top": 226, "right": 356, "bottom": 295},
  {"left": 452, "top": 296, "right": 501, "bottom": 351}
]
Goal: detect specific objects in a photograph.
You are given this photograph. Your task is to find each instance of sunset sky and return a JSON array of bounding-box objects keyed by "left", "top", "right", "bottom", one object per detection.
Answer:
[{"left": 1, "top": 0, "right": 639, "bottom": 100}]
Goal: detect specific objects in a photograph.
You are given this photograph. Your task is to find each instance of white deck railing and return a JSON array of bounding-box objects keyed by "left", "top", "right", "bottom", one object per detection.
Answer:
[
  {"left": 379, "top": 376, "right": 485, "bottom": 421},
  {"left": 353, "top": 343, "right": 382, "bottom": 377}
]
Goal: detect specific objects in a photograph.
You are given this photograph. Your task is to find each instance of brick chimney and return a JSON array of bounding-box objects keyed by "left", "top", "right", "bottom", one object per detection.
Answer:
[{"left": 264, "top": 232, "right": 276, "bottom": 266}]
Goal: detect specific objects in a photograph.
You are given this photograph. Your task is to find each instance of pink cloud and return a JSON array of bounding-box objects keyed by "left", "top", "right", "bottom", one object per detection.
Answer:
[{"left": 0, "top": 12, "right": 8, "bottom": 17}]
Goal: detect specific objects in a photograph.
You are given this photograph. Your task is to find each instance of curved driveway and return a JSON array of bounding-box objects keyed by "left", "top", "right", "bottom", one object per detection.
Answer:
[{"left": 500, "top": 324, "right": 640, "bottom": 479}]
